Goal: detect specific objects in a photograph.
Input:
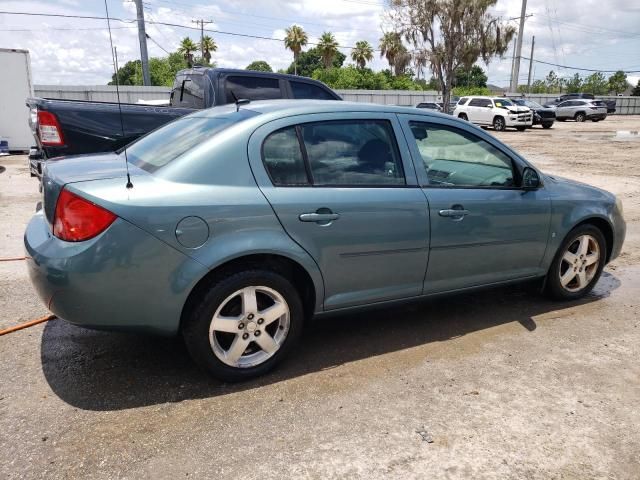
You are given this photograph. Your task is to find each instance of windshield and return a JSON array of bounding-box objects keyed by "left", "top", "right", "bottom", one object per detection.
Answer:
[
  {"left": 493, "top": 98, "right": 514, "bottom": 107},
  {"left": 520, "top": 100, "right": 542, "bottom": 109},
  {"left": 124, "top": 110, "right": 258, "bottom": 173}
]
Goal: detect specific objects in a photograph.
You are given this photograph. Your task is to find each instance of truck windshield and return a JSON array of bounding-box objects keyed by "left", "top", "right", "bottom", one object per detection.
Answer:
[{"left": 124, "top": 109, "right": 258, "bottom": 173}]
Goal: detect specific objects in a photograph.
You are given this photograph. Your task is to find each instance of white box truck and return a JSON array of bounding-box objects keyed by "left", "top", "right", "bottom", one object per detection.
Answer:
[{"left": 0, "top": 48, "right": 34, "bottom": 152}]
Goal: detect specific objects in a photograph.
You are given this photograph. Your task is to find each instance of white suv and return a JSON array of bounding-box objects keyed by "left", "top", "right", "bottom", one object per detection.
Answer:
[{"left": 453, "top": 96, "right": 533, "bottom": 131}]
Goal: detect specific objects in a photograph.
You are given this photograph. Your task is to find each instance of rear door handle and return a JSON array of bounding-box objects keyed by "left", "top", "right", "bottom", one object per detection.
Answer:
[
  {"left": 299, "top": 212, "right": 340, "bottom": 222},
  {"left": 438, "top": 209, "right": 470, "bottom": 217}
]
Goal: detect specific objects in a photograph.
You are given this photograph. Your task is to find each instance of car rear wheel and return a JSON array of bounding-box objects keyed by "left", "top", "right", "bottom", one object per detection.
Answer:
[
  {"left": 545, "top": 225, "right": 606, "bottom": 300},
  {"left": 493, "top": 116, "right": 506, "bottom": 131},
  {"left": 183, "top": 269, "right": 304, "bottom": 381},
  {"left": 458, "top": 113, "right": 468, "bottom": 121},
  {"left": 574, "top": 112, "right": 586, "bottom": 122}
]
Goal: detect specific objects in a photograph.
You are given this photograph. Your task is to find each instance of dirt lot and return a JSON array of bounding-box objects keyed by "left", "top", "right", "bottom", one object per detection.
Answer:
[{"left": 1, "top": 116, "right": 639, "bottom": 479}]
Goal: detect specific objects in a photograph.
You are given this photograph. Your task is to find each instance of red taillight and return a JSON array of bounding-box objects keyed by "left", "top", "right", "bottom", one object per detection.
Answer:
[
  {"left": 53, "top": 189, "right": 117, "bottom": 242},
  {"left": 37, "top": 110, "right": 65, "bottom": 146}
]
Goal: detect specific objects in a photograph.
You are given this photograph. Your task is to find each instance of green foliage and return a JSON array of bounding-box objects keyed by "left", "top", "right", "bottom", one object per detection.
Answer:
[
  {"left": 284, "top": 24, "right": 308, "bottom": 74},
  {"left": 317, "top": 32, "right": 340, "bottom": 69},
  {"left": 351, "top": 40, "right": 374, "bottom": 69},
  {"left": 452, "top": 86, "right": 491, "bottom": 96},
  {"left": 530, "top": 80, "right": 548, "bottom": 94},
  {"left": 109, "top": 52, "right": 189, "bottom": 87},
  {"left": 565, "top": 73, "right": 583, "bottom": 93},
  {"left": 453, "top": 65, "right": 487, "bottom": 88},
  {"left": 607, "top": 70, "right": 628, "bottom": 94},
  {"left": 582, "top": 72, "right": 608, "bottom": 95},
  {"left": 544, "top": 70, "right": 560, "bottom": 92},
  {"left": 178, "top": 37, "right": 198, "bottom": 67},
  {"left": 286, "top": 47, "right": 346, "bottom": 77},
  {"left": 200, "top": 36, "right": 217, "bottom": 65},
  {"left": 246, "top": 60, "right": 273, "bottom": 72},
  {"left": 633, "top": 80, "right": 640, "bottom": 96},
  {"left": 312, "top": 66, "right": 425, "bottom": 90}
]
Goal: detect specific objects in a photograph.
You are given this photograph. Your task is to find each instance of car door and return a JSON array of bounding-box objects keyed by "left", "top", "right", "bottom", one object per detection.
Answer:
[
  {"left": 398, "top": 115, "right": 551, "bottom": 293},
  {"left": 465, "top": 98, "right": 483, "bottom": 122},
  {"left": 248, "top": 112, "right": 430, "bottom": 310},
  {"left": 477, "top": 98, "right": 494, "bottom": 124},
  {"left": 557, "top": 101, "right": 574, "bottom": 119}
]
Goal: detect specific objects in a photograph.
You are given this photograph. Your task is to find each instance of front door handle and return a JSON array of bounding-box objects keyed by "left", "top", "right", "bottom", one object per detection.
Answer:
[
  {"left": 438, "top": 206, "right": 470, "bottom": 220},
  {"left": 299, "top": 212, "right": 340, "bottom": 223}
]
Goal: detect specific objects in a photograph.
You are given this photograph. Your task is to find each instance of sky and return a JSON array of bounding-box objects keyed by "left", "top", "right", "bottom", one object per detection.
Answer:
[{"left": 1, "top": 0, "right": 639, "bottom": 88}]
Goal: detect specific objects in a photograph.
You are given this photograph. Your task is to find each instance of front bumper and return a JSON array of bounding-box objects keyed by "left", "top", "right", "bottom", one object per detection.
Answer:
[
  {"left": 24, "top": 211, "right": 208, "bottom": 336},
  {"left": 505, "top": 113, "right": 533, "bottom": 127},
  {"left": 587, "top": 112, "right": 607, "bottom": 120}
]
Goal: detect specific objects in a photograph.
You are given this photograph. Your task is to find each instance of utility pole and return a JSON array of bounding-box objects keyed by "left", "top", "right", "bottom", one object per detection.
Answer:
[
  {"left": 510, "top": 36, "right": 517, "bottom": 91},
  {"left": 192, "top": 19, "right": 213, "bottom": 61},
  {"left": 510, "top": 0, "right": 527, "bottom": 93},
  {"left": 527, "top": 36, "right": 535, "bottom": 94},
  {"left": 133, "top": 0, "right": 150, "bottom": 86}
]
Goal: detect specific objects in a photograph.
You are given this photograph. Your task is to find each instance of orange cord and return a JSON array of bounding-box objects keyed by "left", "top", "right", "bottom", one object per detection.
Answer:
[
  {"left": 0, "top": 257, "right": 26, "bottom": 262},
  {"left": 0, "top": 314, "right": 56, "bottom": 336}
]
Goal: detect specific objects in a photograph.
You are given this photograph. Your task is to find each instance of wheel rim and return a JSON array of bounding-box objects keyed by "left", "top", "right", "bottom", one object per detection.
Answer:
[
  {"left": 559, "top": 234, "right": 600, "bottom": 293},
  {"left": 576, "top": 114, "right": 585, "bottom": 122},
  {"left": 495, "top": 118, "right": 504, "bottom": 130},
  {"left": 209, "top": 286, "right": 290, "bottom": 368}
]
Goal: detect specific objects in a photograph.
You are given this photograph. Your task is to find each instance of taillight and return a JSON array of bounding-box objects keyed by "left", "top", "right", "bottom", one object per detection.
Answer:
[
  {"left": 37, "top": 110, "right": 65, "bottom": 146},
  {"left": 53, "top": 189, "right": 117, "bottom": 242}
]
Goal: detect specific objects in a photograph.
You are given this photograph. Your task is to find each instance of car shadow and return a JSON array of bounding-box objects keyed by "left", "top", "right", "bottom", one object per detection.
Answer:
[{"left": 40, "top": 272, "right": 620, "bottom": 411}]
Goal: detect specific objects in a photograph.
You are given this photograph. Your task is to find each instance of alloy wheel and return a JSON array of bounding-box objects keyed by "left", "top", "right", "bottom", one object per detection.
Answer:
[
  {"left": 209, "top": 286, "right": 290, "bottom": 368},
  {"left": 575, "top": 113, "right": 586, "bottom": 122},
  {"left": 558, "top": 234, "right": 600, "bottom": 293},
  {"left": 494, "top": 117, "right": 505, "bottom": 131}
]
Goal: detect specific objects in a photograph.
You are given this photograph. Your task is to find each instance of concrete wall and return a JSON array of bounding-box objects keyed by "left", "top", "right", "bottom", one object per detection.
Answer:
[{"left": 33, "top": 85, "right": 640, "bottom": 114}]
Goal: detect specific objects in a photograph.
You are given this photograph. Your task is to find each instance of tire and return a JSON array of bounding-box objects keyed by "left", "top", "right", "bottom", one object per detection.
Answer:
[
  {"left": 545, "top": 225, "right": 607, "bottom": 300},
  {"left": 493, "top": 116, "right": 506, "bottom": 131},
  {"left": 182, "top": 269, "right": 304, "bottom": 382},
  {"left": 592, "top": 119, "right": 600, "bottom": 122},
  {"left": 458, "top": 113, "right": 468, "bottom": 121},
  {"left": 542, "top": 123, "right": 553, "bottom": 129},
  {"left": 516, "top": 126, "right": 526, "bottom": 132},
  {"left": 574, "top": 112, "right": 586, "bottom": 122}
]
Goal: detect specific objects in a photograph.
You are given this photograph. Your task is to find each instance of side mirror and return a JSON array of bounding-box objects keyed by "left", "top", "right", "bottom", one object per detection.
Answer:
[{"left": 522, "top": 167, "right": 541, "bottom": 190}]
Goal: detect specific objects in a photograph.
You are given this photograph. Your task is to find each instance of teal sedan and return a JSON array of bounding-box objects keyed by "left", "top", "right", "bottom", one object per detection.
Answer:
[{"left": 25, "top": 100, "right": 625, "bottom": 381}]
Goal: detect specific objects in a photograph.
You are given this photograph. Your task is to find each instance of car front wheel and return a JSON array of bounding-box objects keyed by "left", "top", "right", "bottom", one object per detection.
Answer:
[
  {"left": 183, "top": 269, "right": 304, "bottom": 381},
  {"left": 546, "top": 225, "right": 606, "bottom": 300},
  {"left": 493, "top": 116, "right": 506, "bottom": 131}
]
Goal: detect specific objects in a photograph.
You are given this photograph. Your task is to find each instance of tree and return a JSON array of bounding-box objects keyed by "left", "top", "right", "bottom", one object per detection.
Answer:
[
  {"left": 582, "top": 72, "right": 608, "bottom": 95},
  {"left": 389, "top": 0, "right": 515, "bottom": 112},
  {"left": 633, "top": 80, "right": 640, "bottom": 96},
  {"left": 379, "top": 32, "right": 410, "bottom": 76},
  {"left": 530, "top": 79, "right": 547, "bottom": 94},
  {"left": 608, "top": 70, "right": 628, "bottom": 95},
  {"left": 285, "top": 47, "right": 345, "bottom": 77},
  {"left": 453, "top": 65, "right": 487, "bottom": 88},
  {"left": 284, "top": 25, "right": 308, "bottom": 75},
  {"left": 109, "top": 52, "right": 189, "bottom": 86},
  {"left": 200, "top": 36, "right": 217, "bottom": 65},
  {"left": 544, "top": 70, "right": 560, "bottom": 93},
  {"left": 351, "top": 40, "right": 374, "bottom": 69},
  {"left": 565, "top": 73, "right": 583, "bottom": 93},
  {"left": 246, "top": 60, "right": 273, "bottom": 72},
  {"left": 178, "top": 37, "right": 198, "bottom": 67},
  {"left": 317, "top": 32, "right": 340, "bottom": 69}
]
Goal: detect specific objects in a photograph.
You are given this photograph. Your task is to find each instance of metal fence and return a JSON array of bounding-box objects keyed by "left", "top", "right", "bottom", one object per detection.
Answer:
[{"left": 34, "top": 85, "right": 640, "bottom": 114}]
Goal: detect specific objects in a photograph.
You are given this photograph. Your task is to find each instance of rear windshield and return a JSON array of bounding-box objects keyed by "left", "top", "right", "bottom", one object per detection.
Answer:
[{"left": 124, "top": 110, "right": 258, "bottom": 173}]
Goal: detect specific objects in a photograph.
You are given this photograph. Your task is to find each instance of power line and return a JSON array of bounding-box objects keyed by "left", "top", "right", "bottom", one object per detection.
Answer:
[{"left": 521, "top": 56, "right": 640, "bottom": 73}]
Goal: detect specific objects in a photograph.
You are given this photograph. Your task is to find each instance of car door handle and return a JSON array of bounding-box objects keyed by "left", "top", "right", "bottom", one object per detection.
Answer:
[
  {"left": 299, "top": 212, "right": 340, "bottom": 222},
  {"left": 438, "top": 209, "right": 470, "bottom": 217}
]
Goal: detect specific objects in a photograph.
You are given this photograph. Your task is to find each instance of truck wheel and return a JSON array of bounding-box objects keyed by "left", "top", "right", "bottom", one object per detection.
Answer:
[
  {"left": 574, "top": 112, "right": 586, "bottom": 122},
  {"left": 182, "top": 269, "right": 304, "bottom": 382},
  {"left": 493, "top": 116, "right": 506, "bottom": 131}
]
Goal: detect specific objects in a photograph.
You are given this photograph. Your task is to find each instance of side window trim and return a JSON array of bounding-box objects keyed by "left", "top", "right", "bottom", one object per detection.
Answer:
[
  {"left": 398, "top": 116, "right": 523, "bottom": 190},
  {"left": 295, "top": 125, "right": 314, "bottom": 184}
]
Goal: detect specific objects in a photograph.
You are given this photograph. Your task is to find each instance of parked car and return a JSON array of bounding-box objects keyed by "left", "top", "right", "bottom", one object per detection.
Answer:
[
  {"left": 543, "top": 93, "right": 616, "bottom": 114},
  {"left": 453, "top": 96, "right": 533, "bottom": 131},
  {"left": 416, "top": 102, "right": 443, "bottom": 112},
  {"left": 510, "top": 98, "right": 555, "bottom": 129},
  {"left": 25, "top": 100, "right": 625, "bottom": 381},
  {"left": 553, "top": 99, "right": 607, "bottom": 122},
  {"left": 26, "top": 68, "right": 340, "bottom": 177}
]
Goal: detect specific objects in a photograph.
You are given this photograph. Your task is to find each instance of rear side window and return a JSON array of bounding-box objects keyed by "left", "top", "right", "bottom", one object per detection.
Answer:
[
  {"left": 225, "top": 76, "right": 281, "bottom": 102},
  {"left": 290, "top": 81, "right": 336, "bottom": 100},
  {"left": 262, "top": 127, "right": 309, "bottom": 186}
]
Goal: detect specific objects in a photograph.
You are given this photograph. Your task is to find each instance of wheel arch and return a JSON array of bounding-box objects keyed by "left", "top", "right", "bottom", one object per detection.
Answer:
[{"left": 572, "top": 216, "right": 614, "bottom": 262}]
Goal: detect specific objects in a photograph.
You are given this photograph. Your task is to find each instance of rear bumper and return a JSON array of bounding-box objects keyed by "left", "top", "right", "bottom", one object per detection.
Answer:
[{"left": 24, "top": 211, "right": 208, "bottom": 336}]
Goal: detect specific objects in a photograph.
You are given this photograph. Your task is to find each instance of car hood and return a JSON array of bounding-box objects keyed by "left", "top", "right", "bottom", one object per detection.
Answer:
[
  {"left": 543, "top": 174, "right": 614, "bottom": 202},
  {"left": 504, "top": 106, "right": 530, "bottom": 114}
]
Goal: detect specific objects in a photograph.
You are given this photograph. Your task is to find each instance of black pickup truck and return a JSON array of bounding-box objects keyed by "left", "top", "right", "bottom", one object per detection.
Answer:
[{"left": 27, "top": 68, "right": 340, "bottom": 177}]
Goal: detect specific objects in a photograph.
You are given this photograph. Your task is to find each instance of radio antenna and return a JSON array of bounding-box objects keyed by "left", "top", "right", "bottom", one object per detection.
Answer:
[{"left": 104, "top": 0, "right": 133, "bottom": 189}]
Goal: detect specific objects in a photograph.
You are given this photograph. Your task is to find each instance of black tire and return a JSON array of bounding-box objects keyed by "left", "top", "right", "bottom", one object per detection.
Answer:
[
  {"left": 545, "top": 224, "right": 607, "bottom": 301},
  {"left": 574, "top": 112, "right": 586, "bottom": 122},
  {"left": 592, "top": 119, "right": 600, "bottom": 122},
  {"left": 182, "top": 269, "right": 304, "bottom": 382},
  {"left": 493, "top": 116, "right": 506, "bottom": 131},
  {"left": 542, "top": 123, "right": 553, "bottom": 129},
  {"left": 516, "top": 126, "right": 526, "bottom": 132},
  {"left": 458, "top": 113, "right": 468, "bottom": 121}
]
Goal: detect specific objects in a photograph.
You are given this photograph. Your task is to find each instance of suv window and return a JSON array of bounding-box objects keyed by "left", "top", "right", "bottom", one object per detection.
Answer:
[
  {"left": 225, "top": 75, "right": 282, "bottom": 102},
  {"left": 458, "top": 97, "right": 469, "bottom": 105},
  {"left": 407, "top": 121, "right": 515, "bottom": 188},
  {"left": 290, "top": 81, "right": 335, "bottom": 100},
  {"left": 468, "top": 98, "right": 488, "bottom": 107},
  {"left": 262, "top": 127, "right": 309, "bottom": 186}
]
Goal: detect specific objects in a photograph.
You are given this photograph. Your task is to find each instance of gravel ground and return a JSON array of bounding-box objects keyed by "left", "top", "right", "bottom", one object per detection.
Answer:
[{"left": 1, "top": 116, "right": 639, "bottom": 479}]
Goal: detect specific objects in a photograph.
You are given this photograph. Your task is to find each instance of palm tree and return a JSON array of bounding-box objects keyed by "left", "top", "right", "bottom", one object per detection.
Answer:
[
  {"left": 317, "top": 32, "right": 339, "bottom": 69},
  {"left": 200, "top": 35, "right": 217, "bottom": 65},
  {"left": 178, "top": 37, "right": 198, "bottom": 67},
  {"left": 380, "top": 32, "right": 410, "bottom": 76},
  {"left": 284, "top": 25, "right": 308, "bottom": 75},
  {"left": 351, "top": 40, "right": 373, "bottom": 69}
]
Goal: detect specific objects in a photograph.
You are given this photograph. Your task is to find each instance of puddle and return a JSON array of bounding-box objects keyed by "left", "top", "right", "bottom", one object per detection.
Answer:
[{"left": 615, "top": 130, "right": 640, "bottom": 140}]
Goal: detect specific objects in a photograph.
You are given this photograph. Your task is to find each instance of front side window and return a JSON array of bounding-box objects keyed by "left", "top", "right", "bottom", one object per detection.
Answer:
[
  {"left": 290, "top": 81, "right": 335, "bottom": 100},
  {"left": 225, "top": 76, "right": 281, "bottom": 102},
  {"left": 408, "top": 121, "right": 515, "bottom": 188},
  {"left": 299, "top": 120, "right": 405, "bottom": 186}
]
